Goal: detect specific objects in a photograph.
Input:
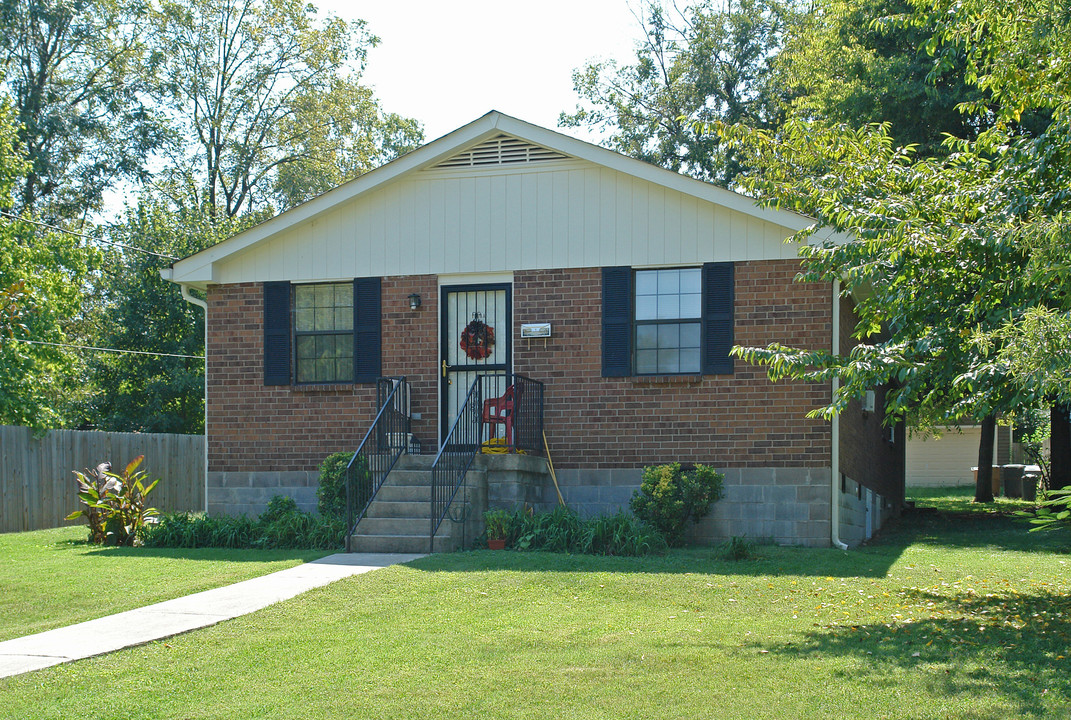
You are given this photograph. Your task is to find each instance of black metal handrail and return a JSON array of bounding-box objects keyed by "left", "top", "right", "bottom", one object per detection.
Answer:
[
  {"left": 429, "top": 373, "right": 545, "bottom": 551},
  {"left": 346, "top": 377, "right": 410, "bottom": 537},
  {"left": 429, "top": 376, "right": 482, "bottom": 551}
]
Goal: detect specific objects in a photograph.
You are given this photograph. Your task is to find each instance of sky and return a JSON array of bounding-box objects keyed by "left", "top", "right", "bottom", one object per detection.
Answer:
[{"left": 318, "top": 0, "right": 645, "bottom": 144}]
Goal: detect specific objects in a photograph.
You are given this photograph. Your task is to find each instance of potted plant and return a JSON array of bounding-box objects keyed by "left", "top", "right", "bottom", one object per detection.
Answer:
[{"left": 484, "top": 509, "right": 511, "bottom": 550}]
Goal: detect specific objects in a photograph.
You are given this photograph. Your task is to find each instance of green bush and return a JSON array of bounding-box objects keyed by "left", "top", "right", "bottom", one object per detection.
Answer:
[
  {"left": 317, "top": 452, "right": 353, "bottom": 519},
  {"left": 630, "top": 463, "right": 724, "bottom": 547},
  {"left": 261, "top": 494, "right": 299, "bottom": 523},
  {"left": 580, "top": 512, "right": 667, "bottom": 556},
  {"left": 143, "top": 494, "right": 346, "bottom": 550},
  {"left": 500, "top": 506, "right": 666, "bottom": 556},
  {"left": 722, "top": 535, "right": 756, "bottom": 561}
]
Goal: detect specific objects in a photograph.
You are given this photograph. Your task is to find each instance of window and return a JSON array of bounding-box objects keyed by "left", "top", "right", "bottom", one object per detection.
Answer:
[
  {"left": 293, "top": 283, "right": 354, "bottom": 383},
  {"left": 601, "top": 263, "right": 733, "bottom": 378},
  {"left": 263, "top": 278, "right": 380, "bottom": 386},
  {"left": 634, "top": 268, "right": 702, "bottom": 374}
]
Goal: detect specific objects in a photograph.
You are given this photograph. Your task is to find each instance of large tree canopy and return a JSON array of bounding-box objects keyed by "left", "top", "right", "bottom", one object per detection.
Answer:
[
  {"left": 712, "top": 0, "right": 1071, "bottom": 493},
  {"left": 774, "top": 0, "right": 986, "bottom": 155},
  {"left": 560, "top": 0, "right": 788, "bottom": 186},
  {"left": 82, "top": 201, "right": 253, "bottom": 433},
  {"left": 0, "top": 0, "right": 165, "bottom": 220},
  {"left": 0, "top": 98, "right": 98, "bottom": 427},
  {"left": 152, "top": 0, "right": 422, "bottom": 217}
]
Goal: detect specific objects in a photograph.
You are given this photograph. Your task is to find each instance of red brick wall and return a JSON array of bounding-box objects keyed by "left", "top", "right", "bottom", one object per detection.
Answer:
[
  {"left": 513, "top": 260, "right": 833, "bottom": 469},
  {"left": 836, "top": 295, "right": 905, "bottom": 500},
  {"left": 207, "top": 277, "right": 439, "bottom": 472},
  {"left": 206, "top": 260, "right": 834, "bottom": 473}
]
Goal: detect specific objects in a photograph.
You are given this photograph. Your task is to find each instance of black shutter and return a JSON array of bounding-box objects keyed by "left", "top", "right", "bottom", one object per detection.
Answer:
[
  {"left": 353, "top": 277, "right": 381, "bottom": 383},
  {"left": 263, "top": 281, "right": 291, "bottom": 385},
  {"left": 601, "top": 266, "right": 632, "bottom": 377},
  {"left": 702, "top": 262, "right": 734, "bottom": 375}
]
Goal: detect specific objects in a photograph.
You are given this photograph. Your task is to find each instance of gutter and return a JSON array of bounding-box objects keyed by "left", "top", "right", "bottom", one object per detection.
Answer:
[
  {"left": 830, "top": 278, "right": 848, "bottom": 550},
  {"left": 177, "top": 280, "right": 209, "bottom": 514}
]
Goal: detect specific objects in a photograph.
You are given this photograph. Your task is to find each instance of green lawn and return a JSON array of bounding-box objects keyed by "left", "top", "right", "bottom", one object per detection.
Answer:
[
  {"left": 2, "top": 513, "right": 1069, "bottom": 719},
  {"left": 0, "top": 526, "right": 328, "bottom": 642},
  {"left": 907, "top": 483, "right": 1039, "bottom": 515}
]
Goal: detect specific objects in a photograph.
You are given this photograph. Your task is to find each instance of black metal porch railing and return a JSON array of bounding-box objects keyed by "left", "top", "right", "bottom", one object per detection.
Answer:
[
  {"left": 429, "top": 373, "right": 544, "bottom": 551},
  {"left": 477, "top": 373, "right": 545, "bottom": 454},
  {"left": 345, "top": 377, "right": 410, "bottom": 537}
]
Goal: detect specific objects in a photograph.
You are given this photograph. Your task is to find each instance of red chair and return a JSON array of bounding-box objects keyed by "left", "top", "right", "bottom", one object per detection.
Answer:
[{"left": 482, "top": 385, "right": 515, "bottom": 446}]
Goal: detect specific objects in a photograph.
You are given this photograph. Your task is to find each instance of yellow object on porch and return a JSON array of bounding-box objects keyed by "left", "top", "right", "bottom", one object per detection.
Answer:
[{"left": 480, "top": 437, "right": 525, "bottom": 455}]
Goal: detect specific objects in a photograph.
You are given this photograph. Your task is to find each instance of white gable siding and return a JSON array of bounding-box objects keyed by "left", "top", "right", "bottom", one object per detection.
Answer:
[{"left": 213, "top": 162, "right": 802, "bottom": 284}]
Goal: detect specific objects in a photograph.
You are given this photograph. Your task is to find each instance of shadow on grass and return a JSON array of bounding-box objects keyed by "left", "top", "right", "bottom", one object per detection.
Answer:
[
  {"left": 409, "top": 540, "right": 904, "bottom": 578},
  {"left": 74, "top": 544, "right": 331, "bottom": 563},
  {"left": 758, "top": 587, "right": 1071, "bottom": 717},
  {"left": 412, "top": 506, "right": 1070, "bottom": 578},
  {"left": 881, "top": 508, "right": 1071, "bottom": 554}
]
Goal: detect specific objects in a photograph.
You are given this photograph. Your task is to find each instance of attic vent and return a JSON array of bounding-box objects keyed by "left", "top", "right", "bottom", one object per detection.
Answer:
[{"left": 433, "top": 134, "right": 568, "bottom": 169}]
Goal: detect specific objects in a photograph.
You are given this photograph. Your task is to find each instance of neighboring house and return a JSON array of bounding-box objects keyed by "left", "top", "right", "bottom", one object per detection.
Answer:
[
  {"left": 906, "top": 424, "right": 1013, "bottom": 487},
  {"left": 162, "top": 111, "right": 904, "bottom": 549}
]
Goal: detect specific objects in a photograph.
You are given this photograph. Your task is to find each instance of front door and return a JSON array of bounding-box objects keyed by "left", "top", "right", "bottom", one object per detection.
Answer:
[{"left": 440, "top": 284, "right": 511, "bottom": 442}]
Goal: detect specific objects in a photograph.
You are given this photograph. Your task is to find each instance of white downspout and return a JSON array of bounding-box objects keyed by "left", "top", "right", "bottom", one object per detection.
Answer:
[
  {"left": 179, "top": 283, "right": 209, "bottom": 514},
  {"left": 830, "top": 278, "right": 848, "bottom": 550}
]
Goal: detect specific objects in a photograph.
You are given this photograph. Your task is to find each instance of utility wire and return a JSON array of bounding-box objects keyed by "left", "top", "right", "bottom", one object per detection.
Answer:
[
  {"left": 0, "top": 210, "right": 178, "bottom": 261},
  {"left": 8, "top": 337, "right": 203, "bottom": 360}
]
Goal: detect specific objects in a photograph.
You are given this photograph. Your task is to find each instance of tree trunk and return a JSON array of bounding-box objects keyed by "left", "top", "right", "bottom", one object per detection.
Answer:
[
  {"left": 1050, "top": 403, "right": 1071, "bottom": 490},
  {"left": 974, "top": 413, "right": 996, "bottom": 503}
]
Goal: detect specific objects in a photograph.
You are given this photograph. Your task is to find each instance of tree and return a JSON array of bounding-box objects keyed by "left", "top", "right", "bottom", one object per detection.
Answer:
[
  {"left": 560, "top": 0, "right": 788, "bottom": 186},
  {"left": 774, "top": 0, "right": 985, "bottom": 156},
  {"left": 710, "top": 0, "right": 1071, "bottom": 499},
  {"left": 0, "top": 97, "right": 98, "bottom": 427},
  {"left": 152, "top": 0, "right": 422, "bottom": 217},
  {"left": 0, "top": 280, "right": 29, "bottom": 337},
  {"left": 0, "top": 0, "right": 166, "bottom": 220},
  {"left": 82, "top": 200, "right": 253, "bottom": 433}
]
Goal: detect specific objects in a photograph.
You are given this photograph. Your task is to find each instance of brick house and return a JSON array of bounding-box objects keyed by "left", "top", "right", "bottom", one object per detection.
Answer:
[{"left": 163, "top": 111, "right": 904, "bottom": 549}]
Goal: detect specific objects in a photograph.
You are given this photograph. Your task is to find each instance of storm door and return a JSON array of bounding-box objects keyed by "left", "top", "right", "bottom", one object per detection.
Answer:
[{"left": 440, "top": 284, "right": 511, "bottom": 442}]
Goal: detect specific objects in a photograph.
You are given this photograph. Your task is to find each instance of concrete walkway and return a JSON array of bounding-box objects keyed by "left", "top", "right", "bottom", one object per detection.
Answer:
[{"left": 0, "top": 552, "right": 423, "bottom": 679}]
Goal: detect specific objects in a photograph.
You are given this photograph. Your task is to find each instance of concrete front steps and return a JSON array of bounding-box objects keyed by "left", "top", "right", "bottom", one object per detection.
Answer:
[{"left": 346, "top": 454, "right": 486, "bottom": 554}]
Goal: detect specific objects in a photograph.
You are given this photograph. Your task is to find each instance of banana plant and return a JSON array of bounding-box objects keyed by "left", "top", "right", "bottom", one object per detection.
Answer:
[{"left": 66, "top": 456, "right": 160, "bottom": 546}]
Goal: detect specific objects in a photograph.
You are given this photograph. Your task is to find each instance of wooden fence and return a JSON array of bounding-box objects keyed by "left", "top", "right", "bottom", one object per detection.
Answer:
[{"left": 0, "top": 426, "right": 204, "bottom": 533}]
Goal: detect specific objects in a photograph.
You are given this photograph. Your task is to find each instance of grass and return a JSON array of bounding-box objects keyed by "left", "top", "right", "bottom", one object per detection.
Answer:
[
  {"left": 907, "top": 483, "right": 1039, "bottom": 515},
  {"left": 2, "top": 512, "right": 1070, "bottom": 718},
  {"left": 0, "top": 526, "right": 329, "bottom": 642}
]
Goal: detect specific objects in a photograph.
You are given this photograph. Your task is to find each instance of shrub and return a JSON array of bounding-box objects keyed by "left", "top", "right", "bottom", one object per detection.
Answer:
[
  {"left": 500, "top": 506, "right": 666, "bottom": 556},
  {"left": 580, "top": 511, "right": 667, "bottom": 556},
  {"left": 66, "top": 456, "right": 160, "bottom": 546},
  {"left": 261, "top": 494, "right": 299, "bottom": 523},
  {"left": 143, "top": 494, "right": 346, "bottom": 550},
  {"left": 630, "top": 462, "right": 724, "bottom": 547},
  {"left": 722, "top": 535, "right": 756, "bottom": 561},
  {"left": 317, "top": 452, "right": 353, "bottom": 519}
]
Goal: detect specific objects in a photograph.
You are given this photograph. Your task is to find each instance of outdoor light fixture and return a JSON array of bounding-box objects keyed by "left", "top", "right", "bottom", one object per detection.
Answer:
[{"left": 408, "top": 293, "right": 422, "bottom": 310}]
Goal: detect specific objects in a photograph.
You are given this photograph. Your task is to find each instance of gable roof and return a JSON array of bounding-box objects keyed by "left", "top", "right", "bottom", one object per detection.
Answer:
[{"left": 163, "top": 110, "right": 824, "bottom": 288}]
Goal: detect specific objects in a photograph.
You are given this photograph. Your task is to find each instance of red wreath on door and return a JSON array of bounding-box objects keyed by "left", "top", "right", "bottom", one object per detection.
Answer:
[{"left": 459, "top": 317, "right": 495, "bottom": 360}]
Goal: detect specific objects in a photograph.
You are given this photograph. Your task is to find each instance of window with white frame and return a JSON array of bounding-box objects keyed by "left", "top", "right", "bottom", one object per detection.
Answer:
[{"left": 633, "top": 268, "right": 702, "bottom": 374}]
